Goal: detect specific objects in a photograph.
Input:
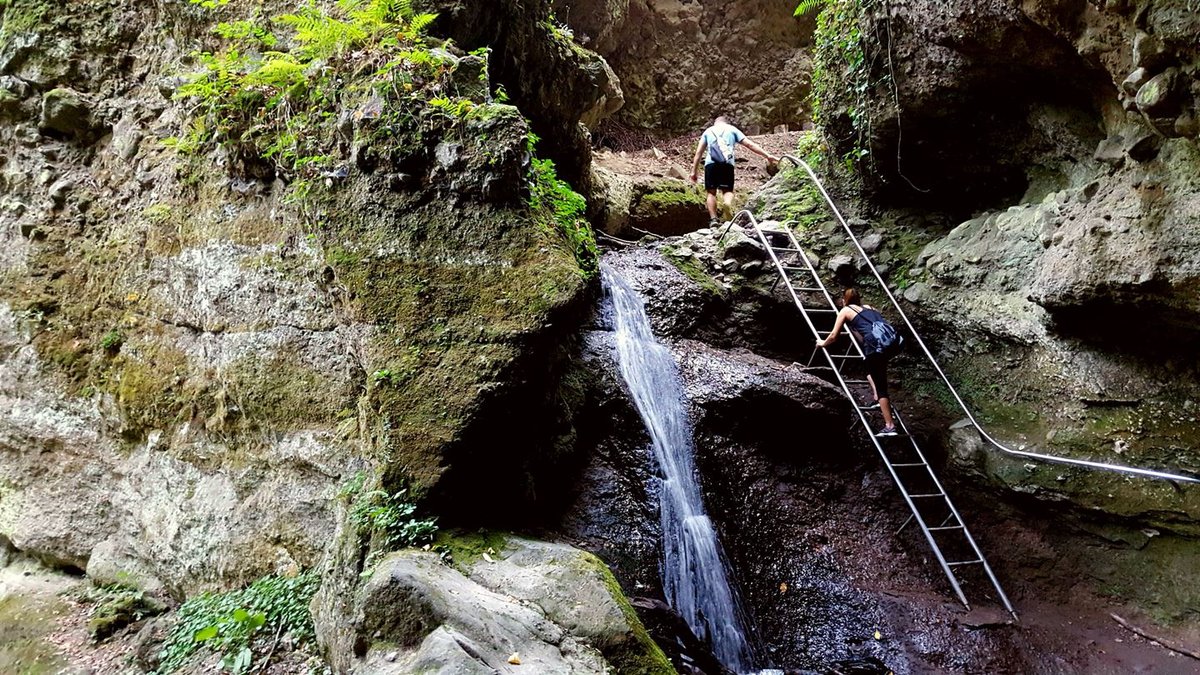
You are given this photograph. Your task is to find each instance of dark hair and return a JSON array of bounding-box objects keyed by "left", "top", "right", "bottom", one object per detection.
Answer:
[{"left": 843, "top": 288, "right": 861, "bottom": 307}]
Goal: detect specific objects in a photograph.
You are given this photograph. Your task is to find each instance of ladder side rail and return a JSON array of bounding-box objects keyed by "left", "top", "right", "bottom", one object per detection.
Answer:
[
  {"left": 890, "top": 410, "right": 1018, "bottom": 617},
  {"left": 819, "top": 327, "right": 973, "bottom": 610},
  {"left": 775, "top": 155, "right": 1200, "bottom": 485},
  {"left": 738, "top": 210, "right": 974, "bottom": 610},
  {"left": 750, "top": 226, "right": 828, "bottom": 341},
  {"left": 781, "top": 224, "right": 842, "bottom": 314}
]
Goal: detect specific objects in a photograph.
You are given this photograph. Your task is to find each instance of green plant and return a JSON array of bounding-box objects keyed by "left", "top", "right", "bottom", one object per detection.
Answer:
[
  {"left": 349, "top": 487, "right": 438, "bottom": 551},
  {"left": 99, "top": 329, "right": 124, "bottom": 352},
  {"left": 174, "top": 0, "right": 443, "bottom": 193},
  {"left": 527, "top": 150, "right": 597, "bottom": 279},
  {"left": 810, "top": 0, "right": 875, "bottom": 169},
  {"left": 157, "top": 571, "right": 320, "bottom": 674},
  {"left": 794, "top": 0, "right": 828, "bottom": 16}
]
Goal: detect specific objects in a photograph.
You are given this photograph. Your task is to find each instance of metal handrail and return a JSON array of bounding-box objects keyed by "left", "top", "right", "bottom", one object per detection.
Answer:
[
  {"left": 728, "top": 208, "right": 1017, "bottom": 618},
  {"left": 765, "top": 154, "right": 1200, "bottom": 485}
]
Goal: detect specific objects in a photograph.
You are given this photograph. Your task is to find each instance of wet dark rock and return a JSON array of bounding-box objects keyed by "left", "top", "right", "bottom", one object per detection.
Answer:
[
  {"left": 630, "top": 597, "right": 736, "bottom": 675},
  {"left": 39, "top": 88, "right": 94, "bottom": 138},
  {"left": 1135, "top": 68, "right": 1184, "bottom": 119},
  {"left": 1124, "top": 128, "right": 1161, "bottom": 162},
  {"left": 1132, "top": 31, "right": 1172, "bottom": 72}
]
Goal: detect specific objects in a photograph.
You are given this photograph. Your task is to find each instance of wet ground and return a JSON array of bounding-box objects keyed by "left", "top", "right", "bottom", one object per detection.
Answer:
[{"left": 699, "top": 420, "right": 1200, "bottom": 674}]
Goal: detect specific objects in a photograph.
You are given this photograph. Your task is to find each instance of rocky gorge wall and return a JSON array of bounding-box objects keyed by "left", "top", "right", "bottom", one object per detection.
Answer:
[
  {"left": 805, "top": 0, "right": 1200, "bottom": 531},
  {"left": 552, "top": 0, "right": 816, "bottom": 136},
  {"left": 0, "top": 0, "right": 679, "bottom": 672}
]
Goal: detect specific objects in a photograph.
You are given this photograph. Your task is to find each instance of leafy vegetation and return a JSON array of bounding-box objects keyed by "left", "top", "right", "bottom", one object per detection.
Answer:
[
  {"left": 337, "top": 471, "right": 439, "bottom": 576},
  {"left": 809, "top": 0, "right": 876, "bottom": 170},
  {"left": 157, "top": 571, "right": 320, "bottom": 674},
  {"left": 793, "top": 0, "right": 828, "bottom": 16},
  {"left": 174, "top": 0, "right": 445, "bottom": 194},
  {"left": 527, "top": 141, "right": 598, "bottom": 279}
]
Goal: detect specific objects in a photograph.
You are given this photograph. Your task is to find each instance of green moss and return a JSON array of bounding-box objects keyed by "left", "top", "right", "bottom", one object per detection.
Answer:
[
  {"left": 637, "top": 182, "right": 705, "bottom": 215},
  {"left": 576, "top": 552, "right": 676, "bottom": 675},
  {"left": 0, "top": 0, "right": 50, "bottom": 39},
  {"left": 433, "top": 529, "right": 511, "bottom": 571},
  {"left": 663, "top": 247, "right": 723, "bottom": 297},
  {"left": 81, "top": 585, "right": 163, "bottom": 642},
  {"left": 112, "top": 343, "right": 191, "bottom": 436}
]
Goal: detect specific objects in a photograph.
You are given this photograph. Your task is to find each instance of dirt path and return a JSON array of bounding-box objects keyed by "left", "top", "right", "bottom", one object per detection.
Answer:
[{"left": 594, "top": 130, "right": 804, "bottom": 196}]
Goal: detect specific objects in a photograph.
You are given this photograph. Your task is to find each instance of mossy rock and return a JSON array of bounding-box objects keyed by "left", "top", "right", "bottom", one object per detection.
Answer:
[{"left": 629, "top": 180, "right": 708, "bottom": 236}]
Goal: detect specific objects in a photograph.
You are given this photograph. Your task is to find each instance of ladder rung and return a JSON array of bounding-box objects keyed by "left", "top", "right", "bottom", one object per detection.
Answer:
[
  {"left": 845, "top": 379, "right": 870, "bottom": 384},
  {"left": 909, "top": 493, "right": 945, "bottom": 498},
  {"left": 794, "top": 287, "right": 824, "bottom": 292},
  {"left": 805, "top": 308, "right": 838, "bottom": 314},
  {"left": 771, "top": 246, "right": 803, "bottom": 252},
  {"left": 946, "top": 559, "right": 984, "bottom": 567},
  {"left": 889, "top": 462, "right": 926, "bottom": 467},
  {"left": 829, "top": 354, "right": 860, "bottom": 360},
  {"left": 928, "top": 525, "right": 964, "bottom": 532}
]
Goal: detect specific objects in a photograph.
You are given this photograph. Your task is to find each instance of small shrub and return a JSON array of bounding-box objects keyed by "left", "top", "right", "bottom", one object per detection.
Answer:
[
  {"left": 99, "top": 329, "right": 124, "bottom": 352},
  {"left": 528, "top": 150, "right": 597, "bottom": 279},
  {"left": 157, "top": 571, "right": 320, "bottom": 674},
  {"left": 349, "top": 487, "right": 438, "bottom": 551},
  {"left": 74, "top": 583, "right": 164, "bottom": 642}
]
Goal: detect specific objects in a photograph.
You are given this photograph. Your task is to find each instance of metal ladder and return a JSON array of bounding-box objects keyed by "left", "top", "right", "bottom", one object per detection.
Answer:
[{"left": 727, "top": 213, "right": 1017, "bottom": 618}]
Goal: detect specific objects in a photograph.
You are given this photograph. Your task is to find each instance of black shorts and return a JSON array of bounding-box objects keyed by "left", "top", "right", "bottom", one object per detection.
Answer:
[
  {"left": 705, "top": 162, "right": 735, "bottom": 191},
  {"left": 865, "top": 351, "right": 890, "bottom": 399}
]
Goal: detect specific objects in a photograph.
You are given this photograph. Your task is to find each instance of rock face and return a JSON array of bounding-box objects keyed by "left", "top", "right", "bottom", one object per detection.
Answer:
[
  {"left": 820, "top": 0, "right": 1200, "bottom": 213},
  {"left": 0, "top": 0, "right": 606, "bottom": 609},
  {"left": 343, "top": 538, "right": 672, "bottom": 674},
  {"left": 554, "top": 0, "right": 816, "bottom": 135},
  {"left": 798, "top": 0, "right": 1200, "bottom": 529},
  {"left": 432, "top": 0, "right": 625, "bottom": 186}
]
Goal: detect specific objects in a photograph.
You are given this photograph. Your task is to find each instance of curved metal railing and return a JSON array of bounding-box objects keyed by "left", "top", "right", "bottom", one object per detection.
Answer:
[{"left": 769, "top": 154, "right": 1200, "bottom": 485}]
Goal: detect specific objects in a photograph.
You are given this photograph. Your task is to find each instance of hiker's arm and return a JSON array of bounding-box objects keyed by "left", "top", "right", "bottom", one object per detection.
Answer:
[
  {"left": 690, "top": 140, "right": 706, "bottom": 183},
  {"left": 817, "top": 308, "right": 850, "bottom": 348},
  {"left": 740, "top": 137, "right": 780, "bottom": 163}
]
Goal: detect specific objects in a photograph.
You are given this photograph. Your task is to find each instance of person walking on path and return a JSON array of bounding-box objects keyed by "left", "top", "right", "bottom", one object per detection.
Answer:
[
  {"left": 690, "top": 116, "right": 779, "bottom": 226},
  {"left": 816, "top": 288, "right": 901, "bottom": 436}
]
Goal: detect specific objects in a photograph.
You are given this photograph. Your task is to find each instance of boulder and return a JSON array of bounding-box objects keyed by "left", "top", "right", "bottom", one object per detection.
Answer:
[
  {"left": 348, "top": 541, "right": 672, "bottom": 674},
  {"left": 39, "top": 88, "right": 94, "bottom": 138},
  {"left": 1135, "top": 68, "right": 1184, "bottom": 119},
  {"left": 1131, "top": 31, "right": 1172, "bottom": 71},
  {"left": 627, "top": 180, "right": 707, "bottom": 237}
]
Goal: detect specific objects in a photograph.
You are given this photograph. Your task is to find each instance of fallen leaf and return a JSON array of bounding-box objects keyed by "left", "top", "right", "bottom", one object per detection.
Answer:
[
  {"left": 508, "top": 652, "right": 521, "bottom": 665},
  {"left": 779, "top": 582, "right": 788, "bottom": 594},
  {"left": 874, "top": 630, "right": 882, "bottom": 640},
  {"left": 482, "top": 552, "right": 494, "bottom": 563}
]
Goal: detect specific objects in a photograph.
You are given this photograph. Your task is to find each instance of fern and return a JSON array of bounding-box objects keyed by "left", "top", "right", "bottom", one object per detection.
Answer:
[{"left": 794, "top": 0, "right": 827, "bottom": 16}]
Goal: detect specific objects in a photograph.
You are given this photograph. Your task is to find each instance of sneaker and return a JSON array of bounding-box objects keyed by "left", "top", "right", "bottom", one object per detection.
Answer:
[
  {"left": 709, "top": 217, "right": 720, "bottom": 227},
  {"left": 861, "top": 401, "right": 881, "bottom": 410},
  {"left": 876, "top": 425, "right": 898, "bottom": 437}
]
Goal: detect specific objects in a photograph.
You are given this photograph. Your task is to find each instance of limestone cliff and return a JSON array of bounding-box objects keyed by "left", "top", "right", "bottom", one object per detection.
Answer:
[
  {"left": 0, "top": 0, "right": 663, "bottom": 671},
  {"left": 554, "top": 0, "right": 816, "bottom": 135},
  {"left": 804, "top": 0, "right": 1200, "bottom": 528}
]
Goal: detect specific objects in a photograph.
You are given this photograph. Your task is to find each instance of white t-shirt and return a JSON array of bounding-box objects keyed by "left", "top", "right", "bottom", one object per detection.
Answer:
[{"left": 701, "top": 123, "right": 746, "bottom": 165}]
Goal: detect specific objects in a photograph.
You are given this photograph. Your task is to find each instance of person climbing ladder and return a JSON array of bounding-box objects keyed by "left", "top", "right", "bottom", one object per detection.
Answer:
[
  {"left": 816, "top": 288, "right": 903, "bottom": 436},
  {"left": 690, "top": 116, "right": 779, "bottom": 226}
]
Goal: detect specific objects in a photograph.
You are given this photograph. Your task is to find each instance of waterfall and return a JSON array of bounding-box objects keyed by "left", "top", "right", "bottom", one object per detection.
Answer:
[{"left": 602, "top": 264, "right": 755, "bottom": 673}]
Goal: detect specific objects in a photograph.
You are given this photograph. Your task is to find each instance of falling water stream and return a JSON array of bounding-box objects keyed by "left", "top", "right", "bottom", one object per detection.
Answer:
[{"left": 603, "top": 264, "right": 757, "bottom": 672}]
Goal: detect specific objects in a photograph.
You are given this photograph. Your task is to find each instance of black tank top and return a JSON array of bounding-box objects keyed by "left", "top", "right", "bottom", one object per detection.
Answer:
[{"left": 848, "top": 306, "right": 886, "bottom": 354}]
